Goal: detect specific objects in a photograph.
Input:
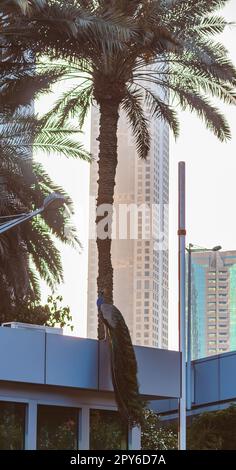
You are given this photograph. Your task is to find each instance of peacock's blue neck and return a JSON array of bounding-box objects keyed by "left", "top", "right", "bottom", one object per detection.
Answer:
[{"left": 96, "top": 295, "right": 105, "bottom": 308}]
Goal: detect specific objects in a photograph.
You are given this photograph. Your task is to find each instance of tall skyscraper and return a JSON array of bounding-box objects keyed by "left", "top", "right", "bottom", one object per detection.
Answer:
[
  {"left": 191, "top": 250, "right": 236, "bottom": 359},
  {"left": 87, "top": 103, "right": 169, "bottom": 349}
]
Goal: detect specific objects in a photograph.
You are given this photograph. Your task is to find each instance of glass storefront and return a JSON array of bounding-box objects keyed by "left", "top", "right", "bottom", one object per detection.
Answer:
[
  {"left": 90, "top": 409, "right": 128, "bottom": 450},
  {"left": 37, "top": 405, "right": 78, "bottom": 450},
  {"left": 0, "top": 402, "right": 129, "bottom": 450},
  {"left": 0, "top": 401, "right": 25, "bottom": 450}
]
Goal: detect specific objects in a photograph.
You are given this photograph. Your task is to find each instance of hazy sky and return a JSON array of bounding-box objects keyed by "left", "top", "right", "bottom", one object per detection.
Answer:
[{"left": 37, "top": 1, "right": 236, "bottom": 347}]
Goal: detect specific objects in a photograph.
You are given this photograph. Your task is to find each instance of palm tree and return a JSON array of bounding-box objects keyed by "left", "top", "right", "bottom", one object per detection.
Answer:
[
  {"left": 0, "top": 1, "right": 45, "bottom": 15},
  {"left": 0, "top": 105, "right": 90, "bottom": 320},
  {"left": 1, "top": 0, "right": 236, "bottom": 325}
]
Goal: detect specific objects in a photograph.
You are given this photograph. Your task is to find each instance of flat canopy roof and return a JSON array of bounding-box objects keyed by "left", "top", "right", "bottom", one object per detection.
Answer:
[{"left": 0, "top": 327, "right": 180, "bottom": 400}]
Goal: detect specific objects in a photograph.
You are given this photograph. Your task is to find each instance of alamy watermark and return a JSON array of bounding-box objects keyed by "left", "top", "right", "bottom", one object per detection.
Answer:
[{"left": 86, "top": 197, "right": 168, "bottom": 251}]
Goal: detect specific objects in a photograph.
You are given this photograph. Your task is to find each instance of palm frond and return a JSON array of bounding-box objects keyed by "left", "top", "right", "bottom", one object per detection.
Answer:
[
  {"left": 24, "top": 216, "right": 64, "bottom": 288},
  {"left": 0, "top": 65, "right": 66, "bottom": 111},
  {"left": 42, "top": 81, "right": 93, "bottom": 128},
  {"left": 28, "top": 266, "right": 41, "bottom": 301},
  {"left": 144, "top": 87, "right": 179, "bottom": 138},
  {"left": 0, "top": 0, "right": 45, "bottom": 15},
  {"left": 175, "top": 87, "right": 231, "bottom": 141},
  {"left": 34, "top": 124, "right": 91, "bottom": 161},
  {"left": 162, "top": 1, "right": 229, "bottom": 27},
  {"left": 121, "top": 86, "right": 150, "bottom": 159},
  {"left": 189, "top": 15, "right": 231, "bottom": 36}
]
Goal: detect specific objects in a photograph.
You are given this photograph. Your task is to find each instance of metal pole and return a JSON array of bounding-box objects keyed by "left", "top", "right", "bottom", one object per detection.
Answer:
[
  {"left": 187, "top": 246, "right": 192, "bottom": 410},
  {"left": 178, "top": 162, "right": 186, "bottom": 450},
  {"left": 0, "top": 193, "right": 65, "bottom": 236},
  {"left": 0, "top": 207, "right": 43, "bottom": 235}
]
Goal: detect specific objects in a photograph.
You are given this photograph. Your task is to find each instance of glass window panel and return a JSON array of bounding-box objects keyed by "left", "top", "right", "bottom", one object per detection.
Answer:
[
  {"left": 0, "top": 401, "right": 25, "bottom": 450},
  {"left": 37, "top": 405, "right": 78, "bottom": 450},
  {"left": 90, "top": 410, "right": 128, "bottom": 450}
]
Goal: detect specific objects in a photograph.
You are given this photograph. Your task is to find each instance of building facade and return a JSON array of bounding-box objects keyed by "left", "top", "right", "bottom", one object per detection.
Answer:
[
  {"left": 87, "top": 102, "right": 169, "bottom": 348},
  {"left": 190, "top": 250, "right": 236, "bottom": 359},
  {"left": 152, "top": 349, "right": 236, "bottom": 422},
  {"left": 0, "top": 325, "right": 180, "bottom": 450}
]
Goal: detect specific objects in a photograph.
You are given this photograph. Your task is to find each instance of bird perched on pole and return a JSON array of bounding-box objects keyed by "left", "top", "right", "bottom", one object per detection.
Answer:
[{"left": 97, "top": 291, "right": 146, "bottom": 427}]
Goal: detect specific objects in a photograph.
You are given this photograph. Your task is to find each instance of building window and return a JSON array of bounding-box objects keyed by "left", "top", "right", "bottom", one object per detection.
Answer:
[
  {"left": 37, "top": 405, "right": 78, "bottom": 450},
  {"left": 90, "top": 410, "right": 127, "bottom": 450},
  {"left": 0, "top": 402, "right": 25, "bottom": 450}
]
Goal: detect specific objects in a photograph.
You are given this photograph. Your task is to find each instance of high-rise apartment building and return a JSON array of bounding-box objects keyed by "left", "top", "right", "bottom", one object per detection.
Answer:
[
  {"left": 87, "top": 102, "right": 169, "bottom": 348},
  {"left": 191, "top": 250, "right": 236, "bottom": 359}
]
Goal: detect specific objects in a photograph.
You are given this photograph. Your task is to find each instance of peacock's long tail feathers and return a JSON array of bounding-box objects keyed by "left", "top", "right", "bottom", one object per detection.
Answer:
[{"left": 100, "top": 303, "right": 146, "bottom": 426}]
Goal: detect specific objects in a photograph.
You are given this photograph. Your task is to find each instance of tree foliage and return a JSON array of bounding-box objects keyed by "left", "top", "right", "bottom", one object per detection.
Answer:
[
  {"left": 0, "top": 105, "right": 89, "bottom": 315},
  {"left": 141, "top": 409, "right": 177, "bottom": 450},
  {"left": 1, "top": 0, "right": 235, "bottom": 151},
  {"left": 187, "top": 405, "right": 236, "bottom": 450},
  {"left": 0, "top": 294, "right": 73, "bottom": 329}
]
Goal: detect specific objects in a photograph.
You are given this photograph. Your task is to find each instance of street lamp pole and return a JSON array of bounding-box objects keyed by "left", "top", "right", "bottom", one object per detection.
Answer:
[
  {"left": 0, "top": 193, "right": 66, "bottom": 235},
  {"left": 186, "top": 244, "right": 192, "bottom": 411},
  {"left": 178, "top": 162, "right": 186, "bottom": 450}
]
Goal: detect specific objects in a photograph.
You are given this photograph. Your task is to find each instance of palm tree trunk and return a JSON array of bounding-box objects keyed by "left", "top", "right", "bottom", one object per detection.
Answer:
[{"left": 96, "top": 100, "right": 119, "bottom": 339}]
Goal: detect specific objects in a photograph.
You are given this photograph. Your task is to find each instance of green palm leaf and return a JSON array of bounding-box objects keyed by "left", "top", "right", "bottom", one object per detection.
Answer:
[
  {"left": 34, "top": 125, "right": 90, "bottom": 160},
  {"left": 122, "top": 86, "right": 150, "bottom": 159}
]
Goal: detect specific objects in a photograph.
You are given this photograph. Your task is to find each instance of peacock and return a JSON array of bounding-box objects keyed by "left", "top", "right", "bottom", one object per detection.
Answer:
[{"left": 97, "top": 292, "right": 146, "bottom": 427}]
